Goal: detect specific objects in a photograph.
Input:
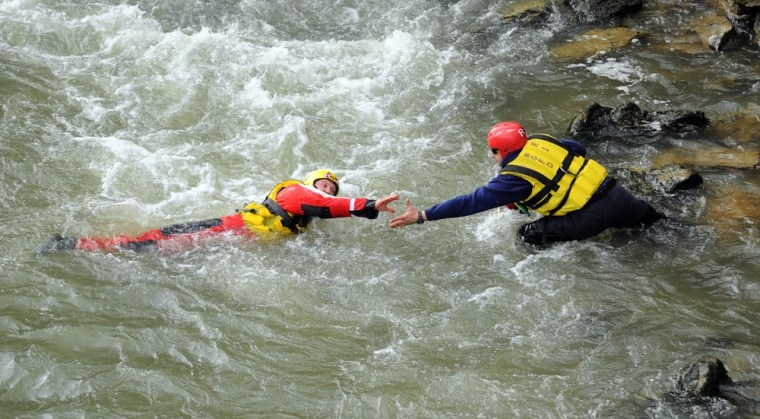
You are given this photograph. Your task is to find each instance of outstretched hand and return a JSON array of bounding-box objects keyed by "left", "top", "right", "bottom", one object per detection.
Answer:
[
  {"left": 375, "top": 193, "right": 400, "bottom": 213},
  {"left": 389, "top": 198, "right": 419, "bottom": 229}
]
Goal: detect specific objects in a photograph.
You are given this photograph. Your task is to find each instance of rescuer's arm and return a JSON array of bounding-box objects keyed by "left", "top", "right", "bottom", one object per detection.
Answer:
[{"left": 277, "top": 184, "right": 398, "bottom": 219}]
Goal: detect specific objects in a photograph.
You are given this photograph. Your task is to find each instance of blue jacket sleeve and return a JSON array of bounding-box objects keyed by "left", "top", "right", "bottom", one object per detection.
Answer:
[
  {"left": 424, "top": 174, "right": 532, "bottom": 221},
  {"left": 424, "top": 138, "right": 584, "bottom": 222}
]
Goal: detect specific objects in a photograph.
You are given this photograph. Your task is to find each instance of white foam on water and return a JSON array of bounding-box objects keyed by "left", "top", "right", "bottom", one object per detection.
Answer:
[
  {"left": 586, "top": 57, "right": 644, "bottom": 84},
  {"left": 238, "top": 77, "right": 273, "bottom": 109},
  {"left": 466, "top": 286, "right": 506, "bottom": 308}
]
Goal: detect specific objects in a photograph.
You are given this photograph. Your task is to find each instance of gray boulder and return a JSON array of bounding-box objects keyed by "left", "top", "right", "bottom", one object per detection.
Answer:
[{"left": 568, "top": 102, "right": 710, "bottom": 145}]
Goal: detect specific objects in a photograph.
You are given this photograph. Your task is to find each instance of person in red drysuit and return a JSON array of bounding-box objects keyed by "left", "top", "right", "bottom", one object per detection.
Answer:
[{"left": 41, "top": 169, "right": 399, "bottom": 253}]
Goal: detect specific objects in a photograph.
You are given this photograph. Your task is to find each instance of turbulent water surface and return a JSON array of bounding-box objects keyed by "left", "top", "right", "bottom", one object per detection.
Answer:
[{"left": 2, "top": 0, "right": 760, "bottom": 417}]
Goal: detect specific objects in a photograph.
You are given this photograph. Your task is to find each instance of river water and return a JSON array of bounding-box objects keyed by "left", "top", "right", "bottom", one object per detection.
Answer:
[{"left": 2, "top": 0, "right": 759, "bottom": 417}]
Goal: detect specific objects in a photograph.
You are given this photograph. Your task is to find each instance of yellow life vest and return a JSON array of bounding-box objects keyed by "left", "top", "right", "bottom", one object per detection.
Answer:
[
  {"left": 500, "top": 134, "right": 608, "bottom": 216},
  {"left": 238, "top": 180, "right": 310, "bottom": 236}
]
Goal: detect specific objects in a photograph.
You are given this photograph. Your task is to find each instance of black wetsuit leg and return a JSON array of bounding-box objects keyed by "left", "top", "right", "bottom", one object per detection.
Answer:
[{"left": 518, "top": 181, "right": 664, "bottom": 246}]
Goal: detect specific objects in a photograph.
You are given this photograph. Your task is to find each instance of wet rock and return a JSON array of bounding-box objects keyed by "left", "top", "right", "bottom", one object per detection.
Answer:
[
  {"left": 653, "top": 147, "right": 760, "bottom": 170},
  {"left": 722, "top": 0, "right": 758, "bottom": 44},
  {"left": 753, "top": 9, "right": 760, "bottom": 48},
  {"left": 500, "top": 0, "right": 759, "bottom": 53},
  {"left": 502, "top": 0, "right": 548, "bottom": 23},
  {"left": 551, "top": 27, "right": 643, "bottom": 61},
  {"left": 692, "top": 14, "right": 736, "bottom": 51},
  {"left": 675, "top": 0, "right": 759, "bottom": 51},
  {"left": 676, "top": 356, "right": 733, "bottom": 397},
  {"left": 568, "top": 102, "right": 710, "bottom": 144},
  {"left": 553, "top": 0, "right": 643, "bottom": 23},
  {"left": 615, "top": 166, "right": 704, "bottom": 195},
  {"left": 620, "top": 1, "right": 717, "bottom": 55},
  {"left": 663, "top": 355, "right": 760, "bottom": 416}
]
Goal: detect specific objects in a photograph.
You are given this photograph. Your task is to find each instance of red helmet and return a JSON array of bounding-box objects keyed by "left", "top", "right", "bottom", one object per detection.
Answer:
[{"left": 487, "top": 122, "right": 527, "bottom": 159}]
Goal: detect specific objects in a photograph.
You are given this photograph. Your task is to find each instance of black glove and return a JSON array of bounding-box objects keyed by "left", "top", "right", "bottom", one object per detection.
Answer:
[{"left": 350, "top": 200, "right": 379, "bottom": 219}]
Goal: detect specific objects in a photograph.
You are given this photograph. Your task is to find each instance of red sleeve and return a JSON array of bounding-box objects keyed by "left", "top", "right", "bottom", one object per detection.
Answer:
[{"left": 275, "top": 184, "right": 369, "bottom": 218}]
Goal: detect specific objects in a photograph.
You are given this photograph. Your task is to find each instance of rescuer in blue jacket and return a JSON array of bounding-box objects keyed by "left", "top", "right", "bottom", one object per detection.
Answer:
[{"left": 389, "top": 122, "right": 664, "bottom": 246}]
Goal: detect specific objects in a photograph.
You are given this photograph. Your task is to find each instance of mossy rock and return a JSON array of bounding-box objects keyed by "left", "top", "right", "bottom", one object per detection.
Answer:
[
  {"left": 502, "top": 0, "right": 546, "bottom": 23},
  {"left": 653, "top": 148, "right": 760, "bottom": 170},
  {"left": 552, "top": 27, "right": 643, "bottom": 61}
]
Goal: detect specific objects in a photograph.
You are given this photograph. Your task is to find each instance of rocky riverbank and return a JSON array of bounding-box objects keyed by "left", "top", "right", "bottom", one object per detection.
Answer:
[
  {"left": 503, "top": 0, "right": 760, "bottom": 53},
  {"left": 498, "top": 3, "right": 759, "bottom": 415},
  {"left": 499, "top": 0, "right": 759, "bottom": 237}
]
